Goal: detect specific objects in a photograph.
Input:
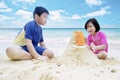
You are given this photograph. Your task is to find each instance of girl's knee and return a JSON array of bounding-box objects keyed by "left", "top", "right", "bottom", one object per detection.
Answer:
[{"left": 97, "top": 53, "right": 107, "bottom": 60}]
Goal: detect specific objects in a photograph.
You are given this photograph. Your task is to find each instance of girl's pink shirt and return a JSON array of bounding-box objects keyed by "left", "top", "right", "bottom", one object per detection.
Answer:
[{"left": 87, "top": 31, "right": 108, "bottom": 54}]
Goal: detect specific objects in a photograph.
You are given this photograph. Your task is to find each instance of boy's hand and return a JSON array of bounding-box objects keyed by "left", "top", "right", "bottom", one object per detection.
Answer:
[{"left": 36, "top": 56, "right": 49, "bottom": 62}]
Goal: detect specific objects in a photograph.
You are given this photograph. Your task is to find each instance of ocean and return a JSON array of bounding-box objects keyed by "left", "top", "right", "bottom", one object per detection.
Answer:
[{"left": 0, "top": 28, "right": 120, "bottom": 42}]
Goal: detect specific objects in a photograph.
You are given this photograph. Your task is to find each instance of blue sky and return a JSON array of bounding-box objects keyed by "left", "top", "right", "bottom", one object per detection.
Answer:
[{"left": 0, "top": 0, "right": 120, "bottom": 28}]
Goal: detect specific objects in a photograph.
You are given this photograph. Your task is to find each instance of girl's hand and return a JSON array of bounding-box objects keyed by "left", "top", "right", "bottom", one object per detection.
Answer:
[{"left": 90, "top": 43, "right": 96, "bottom": 52}]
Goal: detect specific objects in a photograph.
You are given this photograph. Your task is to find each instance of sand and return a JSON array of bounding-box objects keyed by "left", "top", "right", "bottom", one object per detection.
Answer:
[{"left": 0, "top": 37, "right": 120, "bottom": 80}]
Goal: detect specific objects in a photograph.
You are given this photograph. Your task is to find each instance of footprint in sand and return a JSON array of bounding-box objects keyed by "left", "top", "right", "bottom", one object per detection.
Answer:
[{"left": 39, "top": 72, "right": 59, "bottom": 80}]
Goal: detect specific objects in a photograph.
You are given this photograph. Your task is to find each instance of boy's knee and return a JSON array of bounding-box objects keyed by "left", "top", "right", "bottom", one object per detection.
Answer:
[
  {"left": 47, "top": 50, "right": 54, "bottom": 58},
  {"left": 49, "top": 51, "right": 54, "bottom": 58},
  {"left": 6, "top": 46, "right": 17, "bottom": 60},
  {"left": 6, "top": 47, "right": 12, "bottom": 56},
  {"left": 43, "top": 49, "right": 54, "bottom": 58}
]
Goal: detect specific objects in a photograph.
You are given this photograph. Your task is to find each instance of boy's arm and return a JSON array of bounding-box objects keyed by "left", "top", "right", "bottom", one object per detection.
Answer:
[
  {"left": 39, "top": 42, "right": 46, "bottom": 48},
  {"left": 25, "top": 39, "right": 42, "bottom": 59}
]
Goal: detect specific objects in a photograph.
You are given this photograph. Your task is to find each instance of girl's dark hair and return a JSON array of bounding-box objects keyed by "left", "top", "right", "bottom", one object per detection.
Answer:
[
  {"left": 84, "top": 18, "right": 100, "bottom": 32},
  {"left": 33, "top": 6, "right": 49, "bottom": 19}
]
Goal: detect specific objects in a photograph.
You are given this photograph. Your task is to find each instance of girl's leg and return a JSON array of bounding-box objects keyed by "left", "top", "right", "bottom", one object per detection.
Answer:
[
  {"left": 6, "top": 45, "right": 33, "bottom": 60},
  {"left": 96, "top": 51, "right": 107, "bottom": 60}
]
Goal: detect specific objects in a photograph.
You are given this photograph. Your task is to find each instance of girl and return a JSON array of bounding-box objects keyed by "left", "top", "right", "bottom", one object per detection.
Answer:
[{"left": 85, "top": 18, "right": 108, "bottom": 60}]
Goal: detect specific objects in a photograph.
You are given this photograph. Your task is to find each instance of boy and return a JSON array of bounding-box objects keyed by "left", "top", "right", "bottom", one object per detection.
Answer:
[{"left": 6, "top": 6, "right": 54, "bottom": 61}]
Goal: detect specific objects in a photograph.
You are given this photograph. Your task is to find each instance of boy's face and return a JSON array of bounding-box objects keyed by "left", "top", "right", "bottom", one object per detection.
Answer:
[{"left": 35, "top": 13, "right": 48, "bottom": 25}]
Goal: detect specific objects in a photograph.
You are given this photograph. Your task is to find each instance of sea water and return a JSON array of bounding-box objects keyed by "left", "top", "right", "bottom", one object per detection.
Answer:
[{"left": 0, "top": 28, "right": 120, "bottom": 42}]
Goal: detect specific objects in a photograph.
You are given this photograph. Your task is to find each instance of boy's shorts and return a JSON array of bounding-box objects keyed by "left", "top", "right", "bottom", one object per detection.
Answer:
[{"left": 21, "top": 46, "right": 46, "bottom": 55}]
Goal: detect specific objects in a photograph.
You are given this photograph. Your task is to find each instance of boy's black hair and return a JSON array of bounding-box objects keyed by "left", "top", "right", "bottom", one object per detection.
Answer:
[
  {"left": 33, "top": 6, "right": 49, "bottom": 19},
  {"left": 84, "top": 18, "right": 100, "bottom": 32}
]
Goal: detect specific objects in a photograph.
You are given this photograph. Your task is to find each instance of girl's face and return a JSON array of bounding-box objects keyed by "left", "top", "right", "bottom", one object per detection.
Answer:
[
  {"left": 86, "top": 22, "right": 96, "bottom": 35},
  {"left": 35, "top": 13, "right": 48, "bottom": 25}
]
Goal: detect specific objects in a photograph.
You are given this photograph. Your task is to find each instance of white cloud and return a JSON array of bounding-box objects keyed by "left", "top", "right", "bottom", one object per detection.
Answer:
[
  {"left": 12, "top": 1, "right": 19, "bottom": 6},
  {"left": 49, "top": 6, "right": 110, "bottom": 22},
  {"left": 85, "top": 0, "right": 102, "bottom": 7},
  {"left": 0, "top": 1, "right": 7, "bottom": 8},
  {"left": 50, "top": 10, "right": 68, "bottom": 22},
  {"left": 0, "top": 1, "right": 12, "bottom": 12},
  {"left": 0, "top": 15, "right": 13, "bottom": 21},
  {"left": 0, "top": 8, "right": 12, "bottom": 12},
  {"left": 12, "top": 0, "right": 36, "bottom": 10},
  {"left": 70, "top": 6, "right": 110, "bottom": 19},
  {"left": 83, "top": 6, "right": 111, "bottom": 18},
  {"left": 12, "top": 0, "right": 36, "bottom": 7},
  {"left": 71, "top": 14, "right": 82, "bottom": 20},
  {"left": 18, "top": 0, "right": 36, "bottom": 3},
  {"left": 15, "top": 9, "right": 33, "bottom": 20},
  {"left": 12, "top": 0, "right": 36, "bottom": 4},
  {"left": 49, "top": 10, "right": 83, "bottom": 22}
]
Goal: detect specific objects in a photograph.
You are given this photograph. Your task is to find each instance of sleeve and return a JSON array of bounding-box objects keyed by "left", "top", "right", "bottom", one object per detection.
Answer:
[
  {"left": 100, "top": 32, "right": 107, "bottom": 44},
  {"left": 87, "top": 35, "right": 91, "bottom": 46},
  {"left": 24, "top": 23, "right": 34, "bottom": 40}
]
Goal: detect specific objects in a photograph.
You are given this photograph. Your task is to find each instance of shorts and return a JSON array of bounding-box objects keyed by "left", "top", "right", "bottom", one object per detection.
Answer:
[{"left": 21, "top": 46, "right": 46, "bottom": 55}]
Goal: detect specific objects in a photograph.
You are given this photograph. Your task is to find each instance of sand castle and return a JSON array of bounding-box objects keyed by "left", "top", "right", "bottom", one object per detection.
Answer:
[{"left": 61, "top": 31, "right": 100, "bottom": 65}]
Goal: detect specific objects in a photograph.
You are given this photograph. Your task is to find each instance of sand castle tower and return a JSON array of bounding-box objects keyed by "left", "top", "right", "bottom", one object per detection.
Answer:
[{"left": 61, "top": 31, "right": 100, "bottom": 65}]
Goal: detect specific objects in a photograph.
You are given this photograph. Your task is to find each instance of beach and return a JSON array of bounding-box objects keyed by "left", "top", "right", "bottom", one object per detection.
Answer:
[{"left": 0, "top": 28, "right": 120, "bottom": 80}]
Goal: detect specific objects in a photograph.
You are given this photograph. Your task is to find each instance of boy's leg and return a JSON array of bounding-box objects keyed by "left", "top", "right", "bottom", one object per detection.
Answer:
[
  {"left": 6, "top": 45, "right": 33, "bottom": 60},
  {"left": 97, "top": 51, "right": 107, "bottom": 60},
  {"left": 34, "top": 46, "right": 54, "bottom": 59},
  {"left": 42, "top": 49, "right": 54, "bottom": 58}
]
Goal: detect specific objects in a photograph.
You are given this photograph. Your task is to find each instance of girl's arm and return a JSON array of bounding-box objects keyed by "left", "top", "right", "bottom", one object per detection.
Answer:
[
  {"left": 95, "top": 44, "right": 106, "bottom": 50},
  {"left": 90, "top": 43, "right": 106, "bottom": 51}
]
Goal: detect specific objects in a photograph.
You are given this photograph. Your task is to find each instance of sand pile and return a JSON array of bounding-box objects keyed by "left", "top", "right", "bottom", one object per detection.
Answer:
[{"left": 61, "top": 31, "right": 100, "bottom": 65}]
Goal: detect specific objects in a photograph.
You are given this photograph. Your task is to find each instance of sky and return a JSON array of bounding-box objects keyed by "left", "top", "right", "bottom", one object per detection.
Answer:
[{"left": 0, "top": 0, "right": 120, "bottom": 28}]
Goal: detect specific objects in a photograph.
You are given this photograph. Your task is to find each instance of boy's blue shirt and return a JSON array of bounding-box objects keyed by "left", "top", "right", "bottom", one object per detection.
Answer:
[
  {"left": 13, "top": 20, "right": 44, "bottom": 46},
  {"left": 24, "top": 20, "right": 44, "bottom": 46}
]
